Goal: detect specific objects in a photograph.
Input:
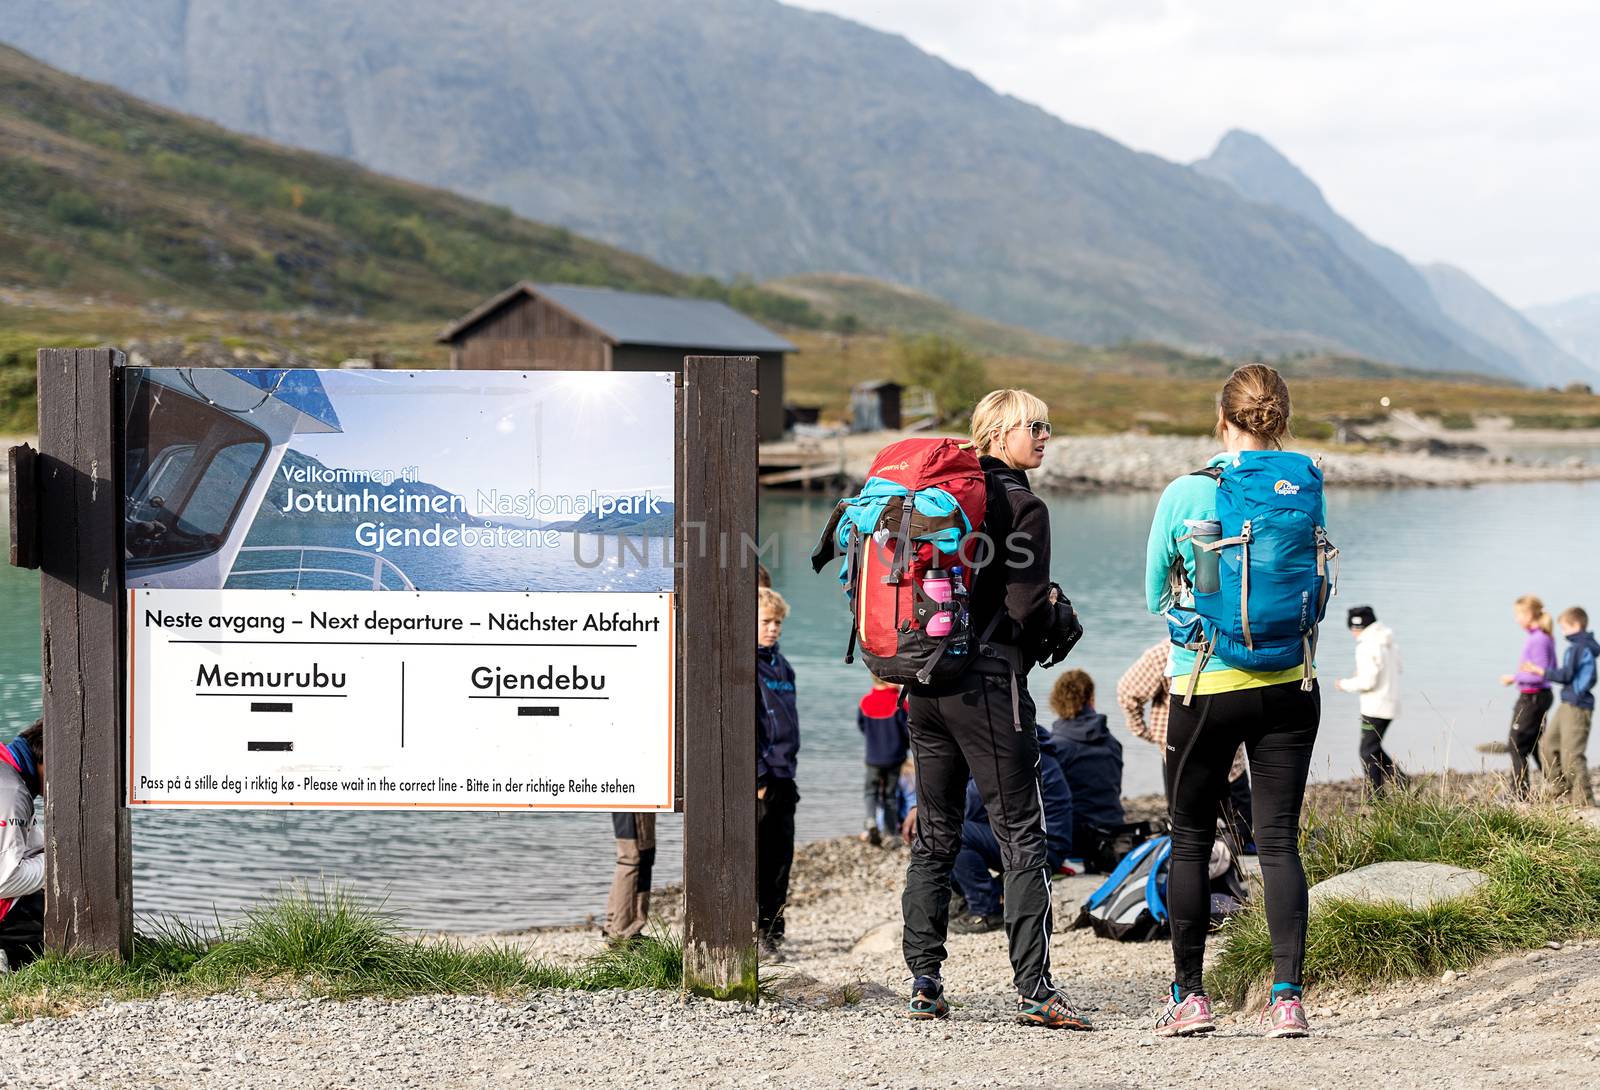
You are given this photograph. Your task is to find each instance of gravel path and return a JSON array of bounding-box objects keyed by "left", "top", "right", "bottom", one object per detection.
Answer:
[
  {"left": 3, "top": 944, "right": 1598, "bottom": 1089},
  {"left": 5, "top": 820, "right": 1599, "bottom": 1089}
]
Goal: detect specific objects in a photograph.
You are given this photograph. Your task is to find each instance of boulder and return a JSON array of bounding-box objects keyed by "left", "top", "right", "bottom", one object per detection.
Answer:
[
  {"left": 1309, "top": 861, "right": 1488, "bottom": 911},
  {"left": 850, "top": 920, "right": 901, "bottom": 955}
]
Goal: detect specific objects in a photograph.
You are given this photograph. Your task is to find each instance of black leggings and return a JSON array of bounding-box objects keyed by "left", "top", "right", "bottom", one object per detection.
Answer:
[
  {"left": 1508, "top": 690, "right": 1552, "bottom": 799},
  {"left": 1166, "top": 680, "right": 1320, "bottom": 996}
]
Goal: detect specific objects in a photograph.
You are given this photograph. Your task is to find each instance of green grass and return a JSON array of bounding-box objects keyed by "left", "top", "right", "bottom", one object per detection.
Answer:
[
  {"left": 1207, "top": 788, "right": 1600, "bottom": 1005},
  {"left": 0, "top": 43, "right": 818, "bottom": 328},
  {"left": 0, "top": 883, "right": 683, "bottom": 1021}
]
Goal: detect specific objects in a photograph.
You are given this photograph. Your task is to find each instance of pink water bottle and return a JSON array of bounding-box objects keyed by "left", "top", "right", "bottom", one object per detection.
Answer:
[{"left": 923, "top": 568, "right": 954, "bottom": 637}]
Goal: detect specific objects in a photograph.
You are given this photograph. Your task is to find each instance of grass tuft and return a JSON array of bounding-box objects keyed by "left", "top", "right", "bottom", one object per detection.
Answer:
[
  {"left": 1208, "top": 788, "right": 1600, "bottom": 1005},
  {"left": 0, "top": 882, "right": 684, "bottom": 1021}
]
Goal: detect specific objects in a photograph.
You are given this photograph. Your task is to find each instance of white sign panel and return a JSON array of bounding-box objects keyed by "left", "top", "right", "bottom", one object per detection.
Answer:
[
  {"left": 128, "top": 588, "right": 674, "bottom": 810},
  {"left": 122, "top": 368, "right": 677, "bottom": 811}
]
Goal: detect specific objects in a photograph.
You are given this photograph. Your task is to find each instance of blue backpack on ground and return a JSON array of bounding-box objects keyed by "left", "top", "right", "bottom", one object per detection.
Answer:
[
  {"left": 1074, "top": 835, "right": 1172, "bottom": 942},
  {"left": 1173, "top": 450, "right": 1338, "bottom": 701}
]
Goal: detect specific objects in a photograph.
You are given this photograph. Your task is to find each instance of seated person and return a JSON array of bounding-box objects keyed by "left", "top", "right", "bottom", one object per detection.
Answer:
[
  {"left": 0, "top": 719, "right": 44, "bottom": 972},
  {"left": 1047, "top": 670, "right": 1126, "bottom": 849},
  {"left": 950, "top": 726, "right": 1074, "bottom": 933}
]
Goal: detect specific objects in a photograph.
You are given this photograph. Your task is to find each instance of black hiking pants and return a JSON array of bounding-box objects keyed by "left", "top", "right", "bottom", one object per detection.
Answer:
[
  {"left": 1358, "top": 715, "right": 1406, "bottom": 792},
  {"left": 758, "top": 777, "right": 798, "bottom": 942},
  {"left": 1509, "top": 690, "right": 1553, "bottom": 800},
  {"left": 1166, "top": 681, "right": 1320, "bottom": 997},
  {"left": 903, "top": 671, "right": 1056, "bottom": 999},
  {"left": 0, "top": 891, "right": 43, "bottom": 972}
]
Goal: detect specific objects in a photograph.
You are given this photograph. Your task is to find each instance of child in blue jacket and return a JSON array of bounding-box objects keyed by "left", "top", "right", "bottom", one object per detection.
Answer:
[{"left": 1532, "top": 606, "right": 1597, "bottom": 806}]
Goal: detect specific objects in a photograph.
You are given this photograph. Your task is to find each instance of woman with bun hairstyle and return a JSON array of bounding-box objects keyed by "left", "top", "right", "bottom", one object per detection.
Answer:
[
  {"left": 1143, "top": 364, "right": 1322, "bottom": 1040},
  {"left": 1501, "top": 594, "right": 1556, "bottom": 799},
  {"left": 900, "top": 388, "right": 1090, "bottom": 1030}
]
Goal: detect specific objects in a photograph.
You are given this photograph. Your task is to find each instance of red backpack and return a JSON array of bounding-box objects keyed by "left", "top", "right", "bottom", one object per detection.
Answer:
[{"left": 811, "top": 438, "right": 989, "bottom": 686}]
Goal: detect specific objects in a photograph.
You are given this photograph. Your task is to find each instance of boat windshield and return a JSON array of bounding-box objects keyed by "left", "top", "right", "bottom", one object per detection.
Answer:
[{"left": 125, "top": 376, "right": 269, "bottom": 568}]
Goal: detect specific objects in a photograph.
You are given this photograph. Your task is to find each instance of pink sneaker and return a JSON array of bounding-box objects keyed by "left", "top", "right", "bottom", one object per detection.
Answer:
[
  {"left": 1154, "top": 992, "right": 1215, "bottom": 1037},
  {"left": 1263, "top": 994, "right": 1311, "bottom": 1038}
]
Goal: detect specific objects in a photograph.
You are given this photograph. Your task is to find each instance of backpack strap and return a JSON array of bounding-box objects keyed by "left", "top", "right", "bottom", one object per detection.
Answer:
[
  {"left": 1190, "top": 465, "right": 1223, "bottom": 481},
  {"left": 884, "top": 493, "right": 915, "bottom": 584}
]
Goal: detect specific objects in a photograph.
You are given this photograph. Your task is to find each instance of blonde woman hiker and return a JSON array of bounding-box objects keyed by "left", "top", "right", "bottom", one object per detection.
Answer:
[
  {"left": 900, "top": 388, "right": 1091, "bottom": 1030},
  {"left": 1501, "top": 594, "right": 1556, "bottom": 800},
  {"left": 1144, "top": 364, "right": 1336, "bottom": 1040}
]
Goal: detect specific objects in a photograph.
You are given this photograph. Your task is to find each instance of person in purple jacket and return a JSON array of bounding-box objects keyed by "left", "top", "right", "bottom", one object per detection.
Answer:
[{"left": 1500, "top": 594, "right": 1557, "bottom": 799}]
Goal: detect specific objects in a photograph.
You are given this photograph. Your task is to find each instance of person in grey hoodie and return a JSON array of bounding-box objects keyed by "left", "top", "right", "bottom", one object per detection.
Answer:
[
  {"left": 1335, "top": 607, "right": 1406, "bottom": 792},
  {"left": 0, "top": 719, "right": 44, "bottom": 972}
]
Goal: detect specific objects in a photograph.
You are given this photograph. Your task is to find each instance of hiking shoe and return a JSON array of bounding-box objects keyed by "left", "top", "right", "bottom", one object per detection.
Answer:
[
  {"left": 1016, "top": 992, "right": 1093, "bottom": 1030},
  {"left": 1263, "top": 994, "right": 1311, "bottom": 1038},
  {"left": 1154, "top": 992, "right": 1216, "bottom": 1037},
  {"left": 949, "top": 912, "right": 1004, "bottom": 934},
  {"left": 906, "top": 975, "right": 948, "bottom": 1020}
]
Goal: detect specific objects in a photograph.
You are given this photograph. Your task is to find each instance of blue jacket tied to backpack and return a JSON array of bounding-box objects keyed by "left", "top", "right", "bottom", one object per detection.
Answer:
[
  {"left": 1167, "top": 450, "right": 1336, "bottom": 693},
  {"left": 757, "top": 643, "right": 799, "bottom": 781},
  {"left": 1547, "top": 630, "right": 1599, "bottom": 711}
]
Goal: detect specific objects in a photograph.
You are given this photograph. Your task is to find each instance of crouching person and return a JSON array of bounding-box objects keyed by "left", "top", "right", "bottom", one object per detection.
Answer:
[
  {"left": 950, "top": 726, "right": 1075, "bottom": 933},
  {"left": 0, "top": 720, "right": 44, "bottom": 972}
]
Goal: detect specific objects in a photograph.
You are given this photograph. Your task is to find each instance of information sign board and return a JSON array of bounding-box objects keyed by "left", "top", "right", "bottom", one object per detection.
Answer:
[{"left": 122, "top": 367, "right": 676, "bottom": 810}]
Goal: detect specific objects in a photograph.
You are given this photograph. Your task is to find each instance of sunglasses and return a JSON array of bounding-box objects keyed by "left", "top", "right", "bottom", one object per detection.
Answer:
[{"left": 1009, "top": 420, "right": 1052, "bottom": 440}]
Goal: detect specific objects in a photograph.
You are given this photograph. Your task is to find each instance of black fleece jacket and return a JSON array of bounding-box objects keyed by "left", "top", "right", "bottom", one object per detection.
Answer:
[{"left": 966, "top": 456, "right": 1058, "bottom": 666}]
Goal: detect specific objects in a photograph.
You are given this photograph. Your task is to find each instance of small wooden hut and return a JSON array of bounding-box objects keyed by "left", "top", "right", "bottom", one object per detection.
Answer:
[{"left": 437, "top": 282, "right": 794, "bottom": 441}]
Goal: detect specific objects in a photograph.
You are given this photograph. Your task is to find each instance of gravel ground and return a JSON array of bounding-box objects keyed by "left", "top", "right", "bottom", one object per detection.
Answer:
[{"left": 6, "top": 790, "right": 1599, "bottom": 1090}]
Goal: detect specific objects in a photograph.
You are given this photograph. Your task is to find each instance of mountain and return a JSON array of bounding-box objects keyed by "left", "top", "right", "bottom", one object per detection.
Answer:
[
  {"left": 1525, "top": 294, "right": 1600, "bottom": 376},
  {"left": 1193, "top": 129, "right": 1595, "bottom": 385},
  {"left": 0, "top": 43, "right": 683, "bottom": 315},
  {"left": 0, "top": 0, "right": 1519, "bottom": 374},
  {"left": 0, "top": 43, "right": 815, "bottom": 326},
  {"left": 1417, "top": 265, "right": 1596, "bottom": 388},
  {"left": 765, "top": 274, "right": 1086, "bottom": 361}
]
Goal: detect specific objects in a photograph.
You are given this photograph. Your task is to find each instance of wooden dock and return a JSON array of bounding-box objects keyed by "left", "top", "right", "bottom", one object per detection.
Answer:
[{"left": 758, "top": 436, "right": 854, "bottom": 490}]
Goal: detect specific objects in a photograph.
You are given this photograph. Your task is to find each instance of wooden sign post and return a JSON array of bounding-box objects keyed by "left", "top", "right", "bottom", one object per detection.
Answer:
[
  {"left": 678, "top": 356, "right": 760, "bottom": 1001},
  {"left": 32, "top": 347, "right": 133, "bottom": 957}
]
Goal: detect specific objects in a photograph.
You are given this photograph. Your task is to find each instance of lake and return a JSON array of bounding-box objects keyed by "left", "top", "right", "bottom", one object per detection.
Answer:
[{"left": 2, "top": 479, "right": 1596, "bottom": 932}]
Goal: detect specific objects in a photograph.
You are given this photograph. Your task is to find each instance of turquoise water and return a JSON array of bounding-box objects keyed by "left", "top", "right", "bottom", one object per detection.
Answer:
[{"left": 3, "top": 480, "right": 1596, "bottom": 932}]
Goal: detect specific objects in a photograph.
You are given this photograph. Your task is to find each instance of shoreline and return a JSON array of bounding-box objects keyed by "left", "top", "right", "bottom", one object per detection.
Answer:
[{"left": 775, "top": 428, "right": 1600, "bottom": 493}]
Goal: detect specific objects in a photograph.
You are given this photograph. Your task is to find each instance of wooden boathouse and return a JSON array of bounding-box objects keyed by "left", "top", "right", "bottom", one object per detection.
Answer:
[{"left": 437, "top": 282, "right": 794, "bottom": 441}]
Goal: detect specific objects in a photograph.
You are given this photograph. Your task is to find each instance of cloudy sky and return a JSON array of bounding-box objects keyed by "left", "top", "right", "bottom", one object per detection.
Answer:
[{"left": 795, "top": 0, "right": 1597, "bottom": 308}]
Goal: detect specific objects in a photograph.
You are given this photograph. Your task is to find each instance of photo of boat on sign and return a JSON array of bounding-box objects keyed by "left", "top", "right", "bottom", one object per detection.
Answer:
[{"left": 122, "top": 368, "right": 676, "bottom": 593}]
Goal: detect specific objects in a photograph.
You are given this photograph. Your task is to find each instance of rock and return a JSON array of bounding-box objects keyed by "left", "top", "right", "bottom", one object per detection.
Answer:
[
  {"left": 1308, "top": 861, "right": 1489, "bottom": 911},
  {"left": 849, "top": 920, "right": 901, "bottom": 956},
  {"left": 1441, "top": 970, "right": 1458, "bottom": 984}
]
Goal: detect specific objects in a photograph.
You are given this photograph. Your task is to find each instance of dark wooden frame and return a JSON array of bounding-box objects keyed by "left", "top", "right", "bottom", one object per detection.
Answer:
[
  {"left": 31, "top": 348, "right": 132, "bottom": 956},
  {"left": 677, "top": 356, "right": 760, "bottom": 1000},
  {"left": 10, "top": 349, "right": 759, "bottom": 995}
]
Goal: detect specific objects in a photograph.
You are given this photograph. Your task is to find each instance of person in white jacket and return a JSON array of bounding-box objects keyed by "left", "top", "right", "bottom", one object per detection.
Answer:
[
  {"left": 0, "top": 719, "right": 44, "bottom": 972},
  {"left": 1335, "top": 607, "right": 1407, "bottom": 792}
]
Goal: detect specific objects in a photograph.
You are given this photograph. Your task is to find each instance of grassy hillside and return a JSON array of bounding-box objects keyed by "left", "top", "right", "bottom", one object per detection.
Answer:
[
  {"left": 782, "top": 328, "right": 1595, "bottom": 437},
  {"left": 0, "top": 43, "right": 817, "bottom": 327}
]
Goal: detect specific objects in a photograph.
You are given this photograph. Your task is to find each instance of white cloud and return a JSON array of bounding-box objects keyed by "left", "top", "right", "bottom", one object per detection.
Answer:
[{"left": 792, "top": 0, "right": 1600, "bottom": 306}]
